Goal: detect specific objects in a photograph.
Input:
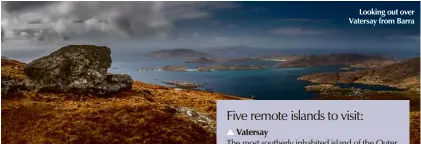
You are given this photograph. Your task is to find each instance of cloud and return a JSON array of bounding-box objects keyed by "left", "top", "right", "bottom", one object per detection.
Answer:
[
  {"left": 192, "top": 32, "right": 200, "bottom": 39},
  {"left": 227, "top": 24, "right": 236, "bottom": 28},
  {"left": 1, "top": 1, "right": 239, "bottom": 42},
  {"left": 2, "top": 1, "right": 57, "bottom": 13},
  {"left": 252, "top": 7, "right": 265, "bottom": 12},
  {"left": 19, "top": 31, "right": 28, "bottom": 37},
  {"left": 386, "top": 34, "right": 420, "bottom": 41},
  {"left": 275, "top": 18, "right": 330, "bottom": 23},
  {"left": 62, "top": 35, "right": 71, "bottom": 41},
  {"left": 211, "top": 20, "right": 221, "bottom": 27},
  {"left": 1, "top": 26, "right": 4, "bottom": 42},
  {"left": 268, "top": 27, "right": 329, "bottom": 36}
]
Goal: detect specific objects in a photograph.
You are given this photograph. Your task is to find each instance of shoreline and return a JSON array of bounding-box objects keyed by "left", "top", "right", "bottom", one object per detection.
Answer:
[{"left": 2, "top": 53, "right": 419, "bottom": 143}]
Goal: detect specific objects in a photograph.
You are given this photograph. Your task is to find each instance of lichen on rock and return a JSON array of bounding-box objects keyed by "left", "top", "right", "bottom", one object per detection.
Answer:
[{"left": 23, "top": 45, "right": 132, "bottom": 96}]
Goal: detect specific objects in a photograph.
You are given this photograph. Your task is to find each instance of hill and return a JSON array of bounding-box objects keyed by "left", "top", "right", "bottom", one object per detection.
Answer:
[
  {"left": 298, "top": 57, "right": 420, "bottom": 91},
  {"left": 1, "top": 45, "right": 247, "bottom": 143},
  {"left": 277, "top": 53, "right": 393, "bottom": 68},
  {"left": 145, "top": 49, "right": 210, "bottom": 58}
]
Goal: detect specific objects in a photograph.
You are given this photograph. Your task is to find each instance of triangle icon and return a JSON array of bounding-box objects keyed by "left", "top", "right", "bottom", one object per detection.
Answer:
[{"left": 227, "top": 129, "right": 234, "bottom": 136}]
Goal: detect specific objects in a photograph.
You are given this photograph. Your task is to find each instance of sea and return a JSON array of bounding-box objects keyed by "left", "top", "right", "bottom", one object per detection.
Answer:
[
  {"left": 108, "top": 54, "right": 409, "bottom": 100},
  {"left": 6, "top": 47, "right": 417, "bottom": 100}
]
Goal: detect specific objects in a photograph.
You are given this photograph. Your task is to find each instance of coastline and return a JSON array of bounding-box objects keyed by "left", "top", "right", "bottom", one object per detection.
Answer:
[{"left": 2, "top": 51, "right": 419, "bottom": 143}]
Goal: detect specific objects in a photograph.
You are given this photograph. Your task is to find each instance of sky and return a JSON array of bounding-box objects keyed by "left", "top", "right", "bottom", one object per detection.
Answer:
[{"left": 1, "top": 1, "right": 420, "bottom": 60}]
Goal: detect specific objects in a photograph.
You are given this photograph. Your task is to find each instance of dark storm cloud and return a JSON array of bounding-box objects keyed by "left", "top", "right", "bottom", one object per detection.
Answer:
[
  {"left": 35, "top": 35, "right": 45, "bottom": 41},
  {"left": 72, "top": 20, "right": 85, "bottom": 24},
  {"left": 62, "top": 36, "right": 71, "bottom": 41},
  {"left": 2, "top": 1, "right": 56, "bottom": 13},
  {"left": 111, "top": 17, "right": 133, "bottom": 37},
  {"left": 28, "top": 20, "right": 43, "bottom": 24},
  {"left": 1, "top": 26, "right": 4, "bottom": 42},
  {"left": 1, "top": 1, "right": 239, "bottom": 41}
]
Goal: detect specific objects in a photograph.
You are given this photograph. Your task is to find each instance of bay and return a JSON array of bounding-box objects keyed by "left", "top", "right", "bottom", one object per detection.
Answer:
[{"left": 108, "top": 56, "right": 402, "bottom": 100}]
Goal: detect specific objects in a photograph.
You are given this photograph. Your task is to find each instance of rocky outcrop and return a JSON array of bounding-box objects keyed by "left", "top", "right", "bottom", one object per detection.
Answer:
[
  {"left": 299, "top": 57, "right": 420, "bottom": 91},
  {"left": 277, "top": 53, "right": 392, "bottom": 68},
  {"left": 164, "top": 106, "right": 216, "bottom": 133},
  {"left": 23, "top": 45, "right": 133, "bottom": 96},
  {"left": 1, "top": 76, "right": 27, "bottom": 98},
  {"left": 1, "top": 59, "right": 28, "bottom": 97}
]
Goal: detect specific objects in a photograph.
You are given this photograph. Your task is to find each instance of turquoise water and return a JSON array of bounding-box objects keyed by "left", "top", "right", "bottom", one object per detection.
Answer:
[{"left": 109, "top": 56, "right": 402, "bottom": 100}]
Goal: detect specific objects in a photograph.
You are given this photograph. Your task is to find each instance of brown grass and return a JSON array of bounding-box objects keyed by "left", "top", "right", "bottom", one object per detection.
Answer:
[
  {"left": 410, "top": 111, "right": 420, "bottom": 144},
  {"left": 1, "top": 58, "right": 26, "bottom": 80},
  {"left": 2, "top": 81, "right": 248, "bottom": 143},
  {"left": 1, "top": 58, "right": 249, "bottom": 143},
  {"left": 2, "top": 58, "right": 419, "bottom": 143}
]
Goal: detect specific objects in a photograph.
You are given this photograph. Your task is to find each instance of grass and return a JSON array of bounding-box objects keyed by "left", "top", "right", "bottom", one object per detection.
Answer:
[
  {"left": 1, "top": 58, "right": 419, "bottom": 143},
  {"left": 2, "top": 81, "right": 249, "bottom": 143},
  {"left": 2, "top": 93, "right": 214, "bottom": 143},
  {"left": 1, "top": 58, "right": 249, "bottom": 143},
  {"left": 1, "top": 58, "right": 26, "bottom": 80},
  {"left": 410, "top": 111, "right": 420, "bottom": 144}
]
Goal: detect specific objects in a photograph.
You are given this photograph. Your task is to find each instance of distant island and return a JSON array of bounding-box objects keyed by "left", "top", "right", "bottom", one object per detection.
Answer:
[
  {"left": 339, "top": 60, "right": 399, "bottom": 71},
  {"left": 200, "top": 45, "right": 256, "bottom": 53},
  {"left": 276, "top": 53, "right": 393, "bottom": 68},
  {"left": 143, "top": 49, "right": 210, "bottom": 58},
  {"left": 184, "top": 55, "right": 302, "bottom": 63},
  {"left": 185, "top": 57, "right": 263, "bottom": 63},
  {"left": 197, "top": 65, "right": 268, "bottom": 71},
  {"left": 160, "top": 65, "right": 190, "bottom": 71},
  {"left": 185, "top": 57, "right": 214, "bottom": 63},
  {"left": 136, "top": 65, "right": 270, "bottom": 72},
  {"left": 348, "top": 60, "right": 399, "bottom": 68},
  {"left": 298, "top": 57, "right": 420, "bottom": 91}
]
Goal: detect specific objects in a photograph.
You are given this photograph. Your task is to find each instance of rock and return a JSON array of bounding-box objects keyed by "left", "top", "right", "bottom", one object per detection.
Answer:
[
  {"left": 23, "top": 45, "right": 133, "bottom": 96},
  {"left": 1, "top": 59, "right": 28, "bottom": 97},
  {"left": 1, "top": 76, "right": 27, "bottom": 98},
  {"left": 165, "top": 106, "right": 216, "bottom": 133},
  {"left": 103, "top": 74, "right": 133, "bottom": 93},
  {"left": 186, "top": 110, "right": 199, "bottom": 117}
]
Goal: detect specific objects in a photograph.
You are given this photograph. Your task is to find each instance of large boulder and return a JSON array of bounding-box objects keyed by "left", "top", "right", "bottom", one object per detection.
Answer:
[
  {"left": 23, "top": 45, "right": 132, "bottom": 95},
  {"left": 1, "top": 76, "right": 27, "bottom": 98},
  {"left": 1, "top": 58, "right": 28, "bottom": 98}
]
